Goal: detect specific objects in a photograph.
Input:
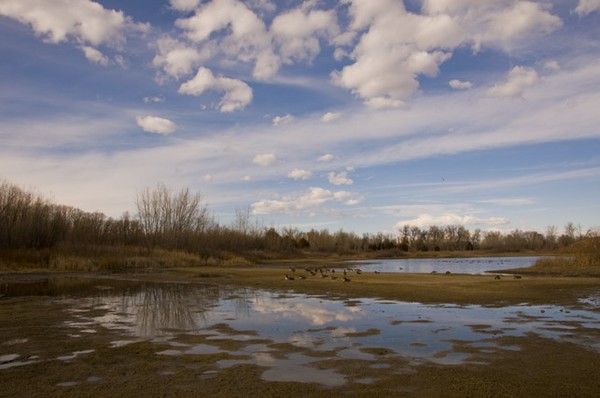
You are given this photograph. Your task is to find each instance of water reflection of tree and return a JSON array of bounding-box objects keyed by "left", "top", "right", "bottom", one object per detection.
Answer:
[
  {"left": 110, "top": 283, "right": 222, "bottom": 337},
  {"left": 229, "top": 287, "right": 258, "bottom": 319}
]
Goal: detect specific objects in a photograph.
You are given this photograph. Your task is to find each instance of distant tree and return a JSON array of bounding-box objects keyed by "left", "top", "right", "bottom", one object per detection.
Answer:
[
  {"left": 545, "top": 225, "right": 558, "bottom": 249},
  {"left": 559, "top": 222, "right": 577, "bottom": 247},
  {"left": 135, "top": 183, "right": 209, "bottom": 250},
  {"left": 471, "top": 229, "right": 482, "bottom": 249},
  {"left": 481, "top": 230, "right": 503, "bottom": 251}
]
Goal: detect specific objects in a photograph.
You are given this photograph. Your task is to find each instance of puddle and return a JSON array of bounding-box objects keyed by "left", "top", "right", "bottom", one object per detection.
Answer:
[
  {"left": 2, "top": 338, "right": 28, "bottom": 346},
  {"left": 0, "top": 354, "right": 20, "bottom": 363},
  {"left": 158, "top": 344, "right": 223, "bottom": 356},
  {"left": 57, "top": 349, "right": 95, "bottom": 361},
  {"left": 2, "top": 277, "right": 600, "bottom": 386},
  {"left": 56, "top": 381, "right": 79, "bottom": 387},
  {"left": 0, "top": 358, "right": 40, "bottom": 370}
]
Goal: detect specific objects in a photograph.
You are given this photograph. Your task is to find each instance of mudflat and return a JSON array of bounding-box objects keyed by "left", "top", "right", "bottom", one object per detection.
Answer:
[
  {"left": 167, "top": 265, "right": 600, "bottom": 306},
  {"left": 1, "top": 267, "right": 600, "bottom": 397}
]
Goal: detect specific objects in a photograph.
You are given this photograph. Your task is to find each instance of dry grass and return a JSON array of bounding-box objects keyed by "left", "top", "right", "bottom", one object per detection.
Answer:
[
  {"left": 528, "top": 237, "right": 600, "bottom": 276},
  {"left": 0, "top": 246, "right": 259, "bottom": 273},
  {"left": 161, "top": 266, "right": 600, "bottom": 307}
]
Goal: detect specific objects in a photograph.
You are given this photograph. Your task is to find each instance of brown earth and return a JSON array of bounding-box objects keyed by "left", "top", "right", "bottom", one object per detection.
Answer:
[{"left": 1, "top": 267, "right": 600, "bottom": 397}]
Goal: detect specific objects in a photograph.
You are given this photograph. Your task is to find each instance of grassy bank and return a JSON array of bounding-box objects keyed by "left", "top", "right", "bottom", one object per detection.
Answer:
[
  {"left": 0, "top": 246, "right": 257, "bottom": 273},
  {"left": 133, "top": 266, "right": 600, "bottom": 307},
  {"left": 514, "top": 237, "right": 600, "bottom": 276},
  {"left": 0, "top": 245, "right": 557, "bottom": 274}
]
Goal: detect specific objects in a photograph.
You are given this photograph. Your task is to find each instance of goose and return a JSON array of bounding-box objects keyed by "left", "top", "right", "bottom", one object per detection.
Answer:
[
  {"left": 285, "top": 274, "right": 295, "bottom": 280},
  {"left": 343, "top": 277, "right": 351, "bottom": 282}
]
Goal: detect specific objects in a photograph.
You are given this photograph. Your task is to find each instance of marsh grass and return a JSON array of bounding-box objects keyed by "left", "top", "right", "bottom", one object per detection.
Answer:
[
  {"left": 530, "top": 237, "right": 600, "bottom": 276},
  {"left": 0, "top": 246, "right": 209, "bottom": 272}
]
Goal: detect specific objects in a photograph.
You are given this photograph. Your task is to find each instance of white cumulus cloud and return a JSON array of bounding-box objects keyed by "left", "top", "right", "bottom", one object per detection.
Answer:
[
  {"left": 143, "top": 96, "right": 165, "bottom": 103},
  {"left": 487, "top": 66, "right": 539, "bottom": 97},
  {"left": 251, "top": 187, "right": 360, "bottom": 216},
  {"left": 332, "top": 0, "right": 462, "bottom": 109},
  {"left": 321, "top": 112, "right": 342, "bottom": 122},
  {"left": 574, "top": 0, "right": 600, "bottom": 16},
  {"left": 288, "top": 169, "right": 312, "bottom": 180},
  {"left": 169, "top": 0, "right": 201, "bottom": 12},
  {"left": 271, "top": 6, "right": 339, "bottom": 64},
  {"left": 136, "top": 116, "right": 177, "bottom": 135},
  {"left": 0, "top": 0, "right": 146, "bottom": 47},
  {"left": 273, "top": 114, "right": 294, "bottom": 126},
  {"left": 449, "top": 79, "right": 472, "bottom": 90},
  {"left": 152, "top": 36, "right": 206, "bottom": 81},
  {"left": 252, "top": 153, "right": 277, "bottom": 166},
  {"left": 394, "top": 213, "right": 509, "bottom": 229},
  {"left": 80, "top": 46, "right": 109, "bottom": 66},
  {"left": 332, "top": 0, "right": 562, "bottom": 109},
  {"left": 178, "top": 67, "right": 253, "bottom": 112},
  {"left": 422, "top": 0, "right": 562, "bottom": 52},
  {"left": 544, "top": 60, "right": 560, "bottom": 71},
  {"left": 328, "top": 171, "right": 353, "bottom": 186},
  {"left": 318, "top": 154, "right": 335, "bottom": 162},
  {"left": 476, "top": 2, "right": 562, "bottom": 50},
  {"left": 175, "top": 0, "right": 279, "bottom": 80}
]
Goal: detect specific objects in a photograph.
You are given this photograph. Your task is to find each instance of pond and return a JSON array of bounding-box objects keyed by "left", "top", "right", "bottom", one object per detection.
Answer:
[
  {"left": 1, "top": 276, "right": 599, "bottom": 387},
  {"left": 349, "top": 256, "right": 540, "bottom": 274}
]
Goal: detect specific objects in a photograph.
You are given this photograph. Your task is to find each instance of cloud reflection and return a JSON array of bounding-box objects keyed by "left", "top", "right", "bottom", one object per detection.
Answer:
[{"left": 251, "top": 296, "right": 364, "bottom": 326}]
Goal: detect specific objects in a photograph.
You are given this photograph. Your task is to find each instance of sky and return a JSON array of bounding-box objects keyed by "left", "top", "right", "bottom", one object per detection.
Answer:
[{"left": 1, "top": 0, "right": 599, "bottom": 236}]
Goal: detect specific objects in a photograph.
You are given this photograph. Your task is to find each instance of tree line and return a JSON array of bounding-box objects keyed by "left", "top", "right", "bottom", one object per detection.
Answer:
[{"left": 1, "top": 180, "right": 597, "bottom": 267}]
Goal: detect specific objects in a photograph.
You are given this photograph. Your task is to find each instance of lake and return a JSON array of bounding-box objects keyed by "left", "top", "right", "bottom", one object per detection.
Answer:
[{"left": 348, "top": 256, "right": 540, "bottom": 274}]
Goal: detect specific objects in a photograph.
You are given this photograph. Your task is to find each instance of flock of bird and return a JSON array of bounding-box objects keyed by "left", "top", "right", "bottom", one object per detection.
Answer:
[
  {"left": 284, "top": 267, "right": 523, "bottom": 281},
  {"left": 284, "top": 266, "right": 364, "bottom": 282}
]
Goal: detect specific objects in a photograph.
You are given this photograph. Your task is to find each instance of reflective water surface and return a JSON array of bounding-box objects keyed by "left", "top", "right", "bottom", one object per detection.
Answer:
[
  {"left": 1, "top": 276, "right": 599, "bottom": 386},
  {"left": 349, "top": 256, "right": 540, "bottom": 274}
]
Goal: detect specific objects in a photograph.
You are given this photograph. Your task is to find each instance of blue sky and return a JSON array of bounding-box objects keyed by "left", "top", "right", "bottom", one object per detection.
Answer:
[{"left": 1, "top": 0, "right": 599, "bottom": 236}]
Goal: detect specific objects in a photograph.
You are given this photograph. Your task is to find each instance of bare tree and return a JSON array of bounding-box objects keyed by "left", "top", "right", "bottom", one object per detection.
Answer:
[{"left": 135, "top": 183, "right": 209, "bottom": 250}]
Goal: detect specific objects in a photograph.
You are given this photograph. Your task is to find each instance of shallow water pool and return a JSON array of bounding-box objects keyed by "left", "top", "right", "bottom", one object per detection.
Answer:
[{"left": 1, "top": 277, "right": 599, "bottom": 386}]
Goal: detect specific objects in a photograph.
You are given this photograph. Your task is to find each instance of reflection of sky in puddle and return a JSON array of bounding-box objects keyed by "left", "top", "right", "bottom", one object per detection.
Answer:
[
  {"left": 348, "top": 256, "right": 540, "bottom": 274},
  {"left": 49, "top": 281, "right": 600, "bottom": 385},
  {"left": 4, "top": 278, "right": 597, "bottom": 386}
]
